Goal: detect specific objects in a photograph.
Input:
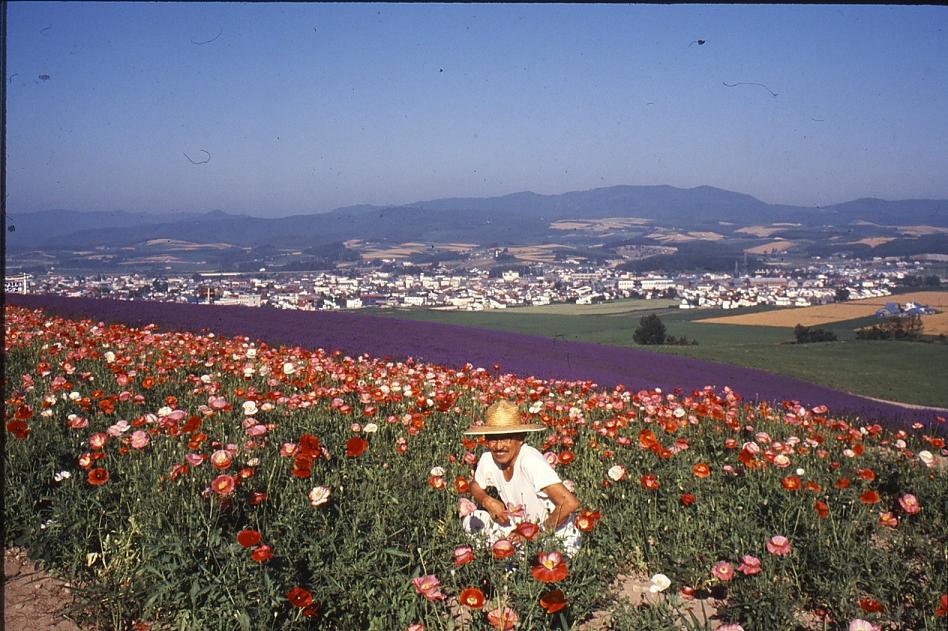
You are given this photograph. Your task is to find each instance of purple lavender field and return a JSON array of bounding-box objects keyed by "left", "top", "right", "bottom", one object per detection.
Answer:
[{"left": 7, "top": 294, "right": 945, "bottom": 431}]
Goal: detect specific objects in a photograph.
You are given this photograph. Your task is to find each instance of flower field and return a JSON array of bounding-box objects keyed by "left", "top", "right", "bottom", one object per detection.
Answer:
[
  {"left": 4, "top": 303, "right": 947, "bottom": 631},
  {"left": 7, "top": 294, "right": 942, "bottom": 426}
]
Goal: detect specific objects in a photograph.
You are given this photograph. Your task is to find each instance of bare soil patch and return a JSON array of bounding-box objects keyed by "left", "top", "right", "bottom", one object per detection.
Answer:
[{"left": 4, "top": 548, "right": 80, "bottom": 631}]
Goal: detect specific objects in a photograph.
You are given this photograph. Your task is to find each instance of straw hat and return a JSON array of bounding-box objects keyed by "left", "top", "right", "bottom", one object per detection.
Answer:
[{"left": 463, "top": 400, "right": 546, "bottom": 435}]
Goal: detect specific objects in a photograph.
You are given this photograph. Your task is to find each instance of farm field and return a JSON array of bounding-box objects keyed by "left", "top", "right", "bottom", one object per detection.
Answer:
[
  {"left": 696, "top": 291, "right": 948, "bottom": 333},
  {"left": 374, "top": 301, "right": 948, "bottom": 409},
  {"left": 4, "top": 304, "right": 946, "bottom": 631}
]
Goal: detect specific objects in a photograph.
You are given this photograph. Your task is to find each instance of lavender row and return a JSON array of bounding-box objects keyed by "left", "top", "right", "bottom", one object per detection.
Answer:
[{"left": 7, "top": 294, "right": 944, "bottom": 432}]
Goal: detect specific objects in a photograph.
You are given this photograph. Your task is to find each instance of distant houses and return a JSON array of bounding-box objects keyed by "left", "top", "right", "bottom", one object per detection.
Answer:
[{"left": 874, "top": 301, "right": 938, "bottom": 318}]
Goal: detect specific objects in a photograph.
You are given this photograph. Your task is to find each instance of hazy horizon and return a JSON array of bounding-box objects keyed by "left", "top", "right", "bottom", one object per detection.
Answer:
[{"left": 7, "top": 3, "right": 948, "bottom": 218}]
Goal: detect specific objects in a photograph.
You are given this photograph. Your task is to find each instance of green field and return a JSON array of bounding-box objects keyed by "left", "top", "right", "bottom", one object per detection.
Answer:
[{"left": 369, "top": 301, "right": 948, "bottom": 409}]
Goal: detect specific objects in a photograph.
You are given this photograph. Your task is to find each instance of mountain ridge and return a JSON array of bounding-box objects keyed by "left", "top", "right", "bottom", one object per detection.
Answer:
[{"left": 6, "top": 184, "right": 946, "bottom": 252}]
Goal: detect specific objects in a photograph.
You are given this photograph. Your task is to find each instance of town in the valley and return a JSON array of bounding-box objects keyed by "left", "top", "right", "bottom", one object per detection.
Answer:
[{"left": 5, "top": 248, "right": 943, "bottom": 313}]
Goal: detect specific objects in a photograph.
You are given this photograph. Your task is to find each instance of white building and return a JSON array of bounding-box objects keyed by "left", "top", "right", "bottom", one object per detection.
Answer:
[{"left": 4, "top": 274, "right": 30, "bottom": 294}]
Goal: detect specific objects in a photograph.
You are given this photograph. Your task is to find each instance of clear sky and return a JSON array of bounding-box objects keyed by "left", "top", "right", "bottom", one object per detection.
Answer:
[{"left": 5, "top": 2, "right": 948, "bottom": 217}]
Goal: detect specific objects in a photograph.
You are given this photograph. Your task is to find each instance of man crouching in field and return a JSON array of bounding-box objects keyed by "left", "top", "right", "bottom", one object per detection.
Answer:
[{"left": 462, "top": 400, "right": 582, "bottom": 555}]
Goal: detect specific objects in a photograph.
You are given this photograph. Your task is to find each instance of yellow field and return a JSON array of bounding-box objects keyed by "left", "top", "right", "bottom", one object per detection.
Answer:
[
  {"left": 550, "top": 217, "right": 651, "bottom": 231},
  {"left": 849, "top": 237, "right": 897, "bottom": 247},
  {"left": 696, "top": 291, "right": 948, "bottom": 333},
  {"left": 735, "top": 226, "right": 784, "bottom": 237},
  {"left": 505, "top": 244, "right": 568, "bottom": 262},
  {"left": 744, "top": 240, "right": 795, "bottom": 254}
]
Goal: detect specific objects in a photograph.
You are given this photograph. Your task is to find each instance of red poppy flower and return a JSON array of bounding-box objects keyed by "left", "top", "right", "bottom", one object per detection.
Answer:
[
  {"left": 6, "top": 420, "right": 30, "bottom": 440},
  {"left": 531, "top": 551, "right": 569, "bottom": 583},
  {"left": 458, "top": 587, "right": 485, "bottom": 609},
  {"left": 236, "top": 529, "right": 261, "bottom": 548},
  {"left": 639, "top": 428, "right": 658, "bottom": 449},
  {"left": 14, "top": 405, "right": 32, "bottom": 420},
  {"left": 575, "top": 509, "right": 601, "bottom": 533},
  {"left": 427, "top": 475, "right": 446, "bottom": 490},
  {"left": 345, "top": 437, "right": 368, "bottom": 458},
  {"left": 141, "top": 376, "right": 155, "bottom": 389},
  {"left": 248, "top": 491, "right": 268, "bottom": 506},
  {"left": 181, "top": 416, "right": 201, "bottom": 433},
  {"left": 834, "top": 477, "right": 851, "bottom": 489},
  {"left": 88, "top": 467, "right": 109, "bottom": 486},
  {"left": 856, "top": 468, "right": 875, "bottom": 481},
  {"left": 859, "top": 490, "right": 880, "bottom": 505},
  {"left": 250, "top": 545, "right": 273, "bottom": 563},
  {"left": 803, "top": 480, "right": 821, "bottom": 493},
  {"left": 640, "top": 474, "right": 660, "bottom": 491},
  {"left": 558, "top": 450, "right": 575, "bottom": 465},
  {"left": 936, "top": 594, "right": 947, "bottom": 617},
  {"left": 738, "top": 448, "right": 756, "bottom": 466},
  {"left": 781, "top": 476, "right": 801, "bottom": 491},
  {"left": 540, "top": 589, "right": 567, "bottom": 614},
  {"left": 211, "top": 474, "right": 236, "bottom": 496},
  {"left": 692, "top": 463, "right": 710, "bottom": 478},
  {"left": 286, "top": 586, "right": 313, "bottom": 608},
  {"left": 680, "top": 493, "right": 696, "bottom": 507},
  {"left": 297, "top": 434, "right": 321, "bottom": 457},
  {"left": 814, "top": 500, "right": 829, "bottom": 519},
  {"left": 515, "top": 521, "right": 540, "bottom": 541},
  {"left": 302, "top": 603, "right": 321, "bottom": 619},
  {"left": 859, "top": 598, "right": 885, "bottom": 613},
  {"left": 492, "top": 539, "right": 515, "bottom": 560},
  {"left": 454, "top": 476, "right": 470, "bottom": 494}
]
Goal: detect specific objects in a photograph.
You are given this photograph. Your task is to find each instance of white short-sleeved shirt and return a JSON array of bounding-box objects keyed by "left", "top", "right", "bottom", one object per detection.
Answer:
[{"left": 474, "top": 444, "right": 562, "bottom": 523}]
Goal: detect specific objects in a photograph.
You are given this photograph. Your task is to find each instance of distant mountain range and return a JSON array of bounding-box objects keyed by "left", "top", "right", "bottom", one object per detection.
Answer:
[{"left": 6, "top": 185, "right": 947, "bottom": 252}]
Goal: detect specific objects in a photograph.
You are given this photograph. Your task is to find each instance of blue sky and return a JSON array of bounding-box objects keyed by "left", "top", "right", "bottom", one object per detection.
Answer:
[{"left": 6, "top": 2, "right": 948, "bottom": 217}]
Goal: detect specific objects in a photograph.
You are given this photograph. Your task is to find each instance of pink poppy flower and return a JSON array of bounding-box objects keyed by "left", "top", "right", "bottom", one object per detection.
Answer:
[
  {"left": 458, "top": 497, "right": 477, "bottom": 518},
  {"left": 411, "top": 575, "right": 445, "bottom": 602},
  {"left": 454, "top": 545, "right": 474, "bottom": 567},
  {"left": 210, "top": 449, "right": 233, "bottom": 469},
  {"left": 504, "top": 503, "right": 525, "bottom": 520},
  {"left": 712, "top": 561, "right": 734, "bottom": 582},
  {"left": 89, "top": 432, "right": 108, "bottom": 450},
  {"left": 185, "top": 453, "right": 205, "bottom": 467},
  {"left": 486, "top": 606, "right": 519, "bottom": 630},
  {"left": 878, "top": 511, "right": 898, "bottom": 527},
  {"left": 107, "top": 420, "right": 130, "bottom": 437},
  {"left": 898, "top": 493, "right": 921, "bottom": 515},
  {"left": 737, "top": 555, "right": 762, "bottom": 575},
  {"left": 130, "top": 430, "right": 150, "bottom": 449},
  {"left": 767, "top": 535, "right": 792, "bottom": 556},
  {"left": 847, "top": 620, "right": 880, "bottom": 631}
]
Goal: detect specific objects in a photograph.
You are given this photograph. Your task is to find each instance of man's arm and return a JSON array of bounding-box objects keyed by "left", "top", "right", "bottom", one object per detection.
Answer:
[
  {"left": 540, "top": 482, "right": 580, "bottom": 531},
  {"left": 469, "top": 480, "right": 510, "bottom": 526}
]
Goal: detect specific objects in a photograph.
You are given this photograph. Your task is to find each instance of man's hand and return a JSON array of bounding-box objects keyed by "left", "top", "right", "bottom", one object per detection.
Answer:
[{"left": 484, "top": 497, "right": 510, "bottom": 526}]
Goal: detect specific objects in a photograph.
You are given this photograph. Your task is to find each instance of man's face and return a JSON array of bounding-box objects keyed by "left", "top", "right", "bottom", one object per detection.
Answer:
[{"left": 485, "top": 434, "right": 524, "bottom": 469}]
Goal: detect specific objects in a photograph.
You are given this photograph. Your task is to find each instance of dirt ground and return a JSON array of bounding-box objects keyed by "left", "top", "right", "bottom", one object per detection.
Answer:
[{"left": 4, "top": 548, "right": 80, "bottom": 631}]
